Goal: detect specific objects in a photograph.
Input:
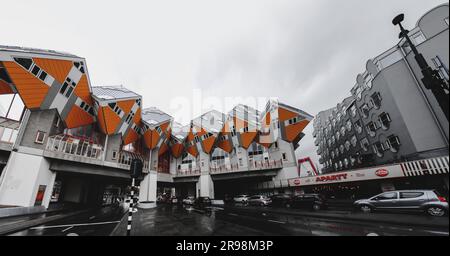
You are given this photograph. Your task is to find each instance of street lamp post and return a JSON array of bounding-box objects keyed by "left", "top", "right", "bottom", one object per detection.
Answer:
[{"left": 392, "top": 14, "right": 449, "bottom": 121}]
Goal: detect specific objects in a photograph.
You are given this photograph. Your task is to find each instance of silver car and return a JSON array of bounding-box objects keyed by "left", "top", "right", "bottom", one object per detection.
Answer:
[
  {"left": 248, "top": 195, "right": 272, "bottom": 206},
  {"left": 233, "top": 195, "right": 249, "bottom": 204},
  {"left": 354, "top": 190, "right": 448, "bottom": 217},
  {"left": 182, "top": 196, "right": 195, "bottom": 205}
]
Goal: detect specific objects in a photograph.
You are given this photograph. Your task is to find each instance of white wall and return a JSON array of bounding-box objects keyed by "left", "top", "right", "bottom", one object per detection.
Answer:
[{"left": 0, "top": 151, "right": 55, "bottom": 208}]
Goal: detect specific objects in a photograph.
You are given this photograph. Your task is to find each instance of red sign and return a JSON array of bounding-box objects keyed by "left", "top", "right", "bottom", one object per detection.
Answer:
[
  {"left": 375, "top": 169, "right": 389, "bottom": 177},
  {"left": 293, "top": 179, "right": 301, "bottom": 185},
  {"left": 316, "top": 173, "right": 348, "bottom": 182}
]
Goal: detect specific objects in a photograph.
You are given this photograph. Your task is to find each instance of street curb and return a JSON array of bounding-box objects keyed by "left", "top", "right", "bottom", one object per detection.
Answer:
[
  {"left": 0, "top": 209, "right": 91, "bottom": 235},
  {"left": 109, "top": 211, "right": 128, "bottom": 236},
  {"left": 226, "top": 206, "right": 449, "bottom": 229}
]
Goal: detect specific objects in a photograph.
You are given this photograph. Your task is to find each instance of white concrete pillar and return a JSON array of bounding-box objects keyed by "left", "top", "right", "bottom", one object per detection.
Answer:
[
  {"left": 139, "top": 171, "right": 157, "bottom": 203},
  {"left": 0, "top": 151, "right": 56, "bottom": 208},
  {"left": 196, "top": 174, "right": 214, "bottom": 199}
]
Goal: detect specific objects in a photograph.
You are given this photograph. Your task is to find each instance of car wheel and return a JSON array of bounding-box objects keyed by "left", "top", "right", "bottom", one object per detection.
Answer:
[
  {"left": 426, "top": 206, "right": 446, "bottom": 217},
  {"left": 360, "top": 205, "right": 372, "bottom": 213},
  {"left": 312, "top": 204, "right": 321, "bottom": 211}
]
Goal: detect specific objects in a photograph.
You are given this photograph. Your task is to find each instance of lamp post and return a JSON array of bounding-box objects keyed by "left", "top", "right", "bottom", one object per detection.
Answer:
[{"left": 392, "top": 14, "right": 449, "bottom": 121}]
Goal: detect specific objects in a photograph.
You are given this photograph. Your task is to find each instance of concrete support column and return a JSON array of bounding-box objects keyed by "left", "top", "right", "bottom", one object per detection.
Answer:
[
  {"left": 196, "top": 174, "right": 214, "bottom": 198},
  {"left": 139, "top": 170, "right": 157, "bottom": 203},
  {"left": 0, "top": 151, "right": 56, "bottom": 208}
]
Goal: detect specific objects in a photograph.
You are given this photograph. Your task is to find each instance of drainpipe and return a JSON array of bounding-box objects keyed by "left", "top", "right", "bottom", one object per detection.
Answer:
[{"left": 398, "top": 45, "right": 449, "bottom": 146}]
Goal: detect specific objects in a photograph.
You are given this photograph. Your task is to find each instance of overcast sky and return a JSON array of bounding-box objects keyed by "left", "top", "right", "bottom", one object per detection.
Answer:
[{"left": 0, "top": 0, "right": 446, "bottom": 169}]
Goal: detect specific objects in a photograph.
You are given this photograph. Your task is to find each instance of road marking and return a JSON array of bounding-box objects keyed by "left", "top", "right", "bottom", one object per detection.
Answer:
[
  {"left": 228, "top": 213, "right": 239, "bottom": 216},
  {"left": 423, "top": 230, "right": 449, "bottom": 236},
  {"left": 66, "top": 233, "right": 79, "bottom": 236},
  {"left": 267, "top": 220, "right": 286, "bottom": 224},
  {"left": 89, "top": 216, "right": 96, "bottom": 220},
  {"left": 30, "top": 221, "right": 120, "bottom": 230},
  {"left": 61, "top": 226, "right": 74, "bottom": 232}
]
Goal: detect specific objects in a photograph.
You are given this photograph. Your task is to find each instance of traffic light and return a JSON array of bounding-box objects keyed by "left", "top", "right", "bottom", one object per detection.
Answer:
[{"left": 130, "top": 158, "right": 143, "bottom": 179}]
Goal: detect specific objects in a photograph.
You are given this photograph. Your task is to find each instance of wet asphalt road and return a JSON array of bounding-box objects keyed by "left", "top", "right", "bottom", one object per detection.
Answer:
[
  {"left": 9, "top": 205, "right": 126, "bottom": 236},
  {"left": 7, "top": 203, "right": 449, "bottom": 236},
  {"left": 111, "top": 204, "right": 449, "bottom": 236}
]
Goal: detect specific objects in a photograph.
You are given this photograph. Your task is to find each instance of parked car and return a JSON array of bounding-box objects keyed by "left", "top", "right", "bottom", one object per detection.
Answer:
[
  {"left": 353, "top": 190, "right": 448, "bottom": 217},
  {"left": 233, "top": 195, "right": 249, "bottom": 204},
  {"left": 170, "top": 196, "right": 179, "bottom": 204},
  {"left": 194, "top": 197, "right": 212, "bottom": 208},
  {"left": 248, "top": 195, "right": 272, "bottom": 206},
  {"left": 182, "top": 196, "right": 196, "bottom": 205},
  {"left": 290, "top": 194, "right": 327, "bottom": 211},
  {"left": 271, "top": 194, "right": 293, "bottom": 208}
]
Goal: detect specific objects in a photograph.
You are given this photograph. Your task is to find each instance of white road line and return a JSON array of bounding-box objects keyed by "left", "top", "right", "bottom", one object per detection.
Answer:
[
  {"left": 424, "top": 230, "right": 449, "bottom": 236},
  {"left": 30, "top": 221, "right": 120, "bottom": 230},
  {"left": 267, "top": 220, "right": 286, "bottom": 224},
  {"left": 61, "top": 226, "right": 74, "bottom": 232}
]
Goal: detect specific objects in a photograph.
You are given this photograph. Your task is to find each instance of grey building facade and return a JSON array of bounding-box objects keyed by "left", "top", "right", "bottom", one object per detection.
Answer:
[{"left": 314, "top": 4, "right": 449, "bottom": 174}]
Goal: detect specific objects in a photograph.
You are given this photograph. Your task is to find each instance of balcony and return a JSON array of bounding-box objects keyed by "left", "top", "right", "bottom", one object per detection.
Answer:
[
  {"left": 44, "top": 134, "right": 104, "bottom": 164},
  {"left": 210, "top": 159, "right": 284, "bottom": 174},
  {"left": 0, "top": 117, "right": 20, "bottom": 151},
  {"left": 116, "top": 150, "right": 150, "bottom": 173},
  {"left": 176, "top": 167, "right": 201, "bottom": 177},
  {"left": 44, "top": 134, "right": 149, "bottom": 173}
]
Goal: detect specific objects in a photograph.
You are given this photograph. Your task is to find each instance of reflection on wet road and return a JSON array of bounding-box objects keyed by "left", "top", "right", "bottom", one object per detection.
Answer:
[{"left": 9, "top": 206, "right": 125, "bottom": 236}]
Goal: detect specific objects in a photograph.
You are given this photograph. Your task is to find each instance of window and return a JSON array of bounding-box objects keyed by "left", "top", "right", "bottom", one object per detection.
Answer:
[
  {"left": 14, "top": 57, "right": 33, "bottom": 70},
  {"left": 361, "top": 104, "right": 370, "bottom": 118},
  {"left": 400, "top": 192, "right": 424, "bottom": 199},
  {"left": 366, "top": 121, "right": 380, "bottom": 137},
  {"left": 350, "top": 136, "right": 357, "bottom": 147},
  {"left": 373, "top": 142, "right": 385, "bottom": 157},
  {"left": 112, "top": 151, "right": 118, "bottom": 160},
  {"left": 386, "top": 135, "right": 401, "bottom": 153},
  {"left": 379, "top": 112, "right": 391, "bottom": 130},
  {"left": 335, "top": 148, "right": 339, "bottom": 157},
  {"left": 345, "top": 140, "right": 351, "bottom": 151},
  {"left": 331, "top": 151, "right": 335, "bottom": 159},
  {"left": 371, "top": 92, "right": 382, "bottom": 109},
  {"left": 350, "top": 105, "right": 357, "bottom": 117},
  {"left": 346, "top": 120, "right": 352, "bottom": 132},
  {"left": 360, "top": 138, "right": 369, "bottom": 152},
  {"left": 39, "top": 71, "right": 47, "bottom": 81},
  {"left": 339, "top": 145, "right": 345, "bottom": 154},
  {"left": 354, "top": 121, "right": 363, "bottom": 134},
  {"left": 340, "top": 126, "right": 346, "bottom": 137},
  {"left": 282, "top": 153, "right": 287, "bottom": 161},
  {"left": 274, "top": 142, "right": 278, "bottom": 149},
  {"left": 336, "top": 131, "right": 340, "bottom": 141},
  {"left": 374, "top": 192, "right": 397, "bottom": 201},
  {"left": 344, "top": 158, "right": 349, "bottom": 168},
  {"left": 350, "top": 156, "right": 356, "bottom": 166},
  {"left": 431, "top": 56, "right": 450, "bottom": 82},
  {"left": 54, "top": 117, "right": 60, "bottom": 128},
  {"left": 35, "top": 131, "right": 46, "bottom": 144}
]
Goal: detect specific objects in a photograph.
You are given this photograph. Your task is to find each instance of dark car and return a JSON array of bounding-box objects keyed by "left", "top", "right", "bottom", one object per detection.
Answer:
[
  {"left": 271, "top": 194, "right": 293, "bottom": 208},
  {"left": 291, "top": 194, "right": 327, "bottom": 211},
  {"left": 194, "top": 197, "right": 212, "bottom": 208}
]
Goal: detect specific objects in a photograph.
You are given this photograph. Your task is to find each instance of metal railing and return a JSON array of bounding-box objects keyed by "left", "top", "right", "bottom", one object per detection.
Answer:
[
  {"left": 176, "top": 167, "right": 201, "bottom": 177},
  {"left": 117, "top": 150, "right": 150, "bottom": 173},
  {"left": 45, "top": 134, "right": 103, "bottom": 160},
  {"left": 0, "top": 117, "right": 20, "bottom": 146},
  {"left": 210, "top": 159, "right": 284, "bottom": 174}
]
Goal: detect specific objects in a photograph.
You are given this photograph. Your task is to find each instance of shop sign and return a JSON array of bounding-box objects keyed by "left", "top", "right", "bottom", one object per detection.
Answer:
[{"left": 288, "top": 164, "right": 405, "bottom": 187}]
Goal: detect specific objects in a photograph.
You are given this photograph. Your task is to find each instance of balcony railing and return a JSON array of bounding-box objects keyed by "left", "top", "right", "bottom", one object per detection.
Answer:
[
  {"left": 45, "top": 134, "right": 103, "bottom": 160},
  {"left": 210, "top": 159, "right": 284, "bottom": 174},
  {"left": 0, "top": 117, "right": 20, "bottom": 148},
  {"left": 176, "top": 167, "right": 201, "bottom": 177},
  {"left": 117, "top": 150, "right": 150, "bottom": 173}
]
